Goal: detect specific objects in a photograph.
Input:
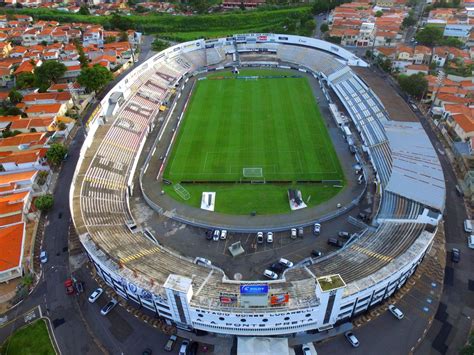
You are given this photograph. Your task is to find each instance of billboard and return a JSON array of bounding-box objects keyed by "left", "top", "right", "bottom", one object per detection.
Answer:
[
  {"left": 270, "top": 293, "right": 290, "bottom": 306},
  {"left": 240, "top": 284, "right": 269, "bottom": 295}
]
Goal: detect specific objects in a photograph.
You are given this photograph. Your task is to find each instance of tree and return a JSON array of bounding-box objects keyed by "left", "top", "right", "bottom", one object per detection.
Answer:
[
  {"left": 79, "top": 5, "right": 90, "bottom": 15},
  {"left": 34, "top": 61, "right": 67, "bottom": 91},
  {"left": 57, "top": 121, "right": 66, "bottom": 130},
  {"left": 109, "top": 13, "right": 134, "bottom": 31},
  {"left": 119, "top": 31, "right": 129, "bottom": 42},
  {"left": 375, "top": 10, "right": 383, "bottom": 17},
  {"left": 8, "top": 90, "right": 23, "bottom": 104},
  {"left": 77, "top": 64, "right": 113, "bottom": 93},
  {"left": 46, "top": 143, "right": 68, "bottom": 166},
  {"left": 415, "top": 26, "right": 443, "bottom": 46},
  {"left": 37, "top": 170, "right": 49, "bottom": 186},
  {"left": 402, "top": 14, "right": 417, "bottom": 28},
  {"left": 15, "top": 72, "right": 35, "bottom": 89},
  {"left": 105, "top": 36, "right": 116, "bottom": 44},
  {"left": 189, "top": 0, "right": 212, "bottom": 14},
  {"left": 73, "top": 39, "right": 88, "bottom": 69},
  {"left": 34, "top": 194, "right": 54, "bottom": 211},
  {"left": 320, "top": 23, "right": 329, "bottom": 33},
  {"left": 151, "top": 38, "right": 170, "bottom": 52},
  {"left": 397, "top": 73, "right": 428, "bottom": 98}
]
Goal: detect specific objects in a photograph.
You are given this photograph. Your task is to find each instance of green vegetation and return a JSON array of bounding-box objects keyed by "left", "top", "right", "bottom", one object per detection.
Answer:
[
  {"left": 77, "top": 64, "right": 114, "bottom": 93},
  {"left": 151, "top": 38, "right": 170, "bottom": 52},
  {"left": 163, "top": 69, "right": 344, "bottom": 214},
  {"left": 460, "top": 331, "right": 474, "bottom": 355},
  {"left": 8, "top": 90, "right": 22, "bottom": 105},
  {"left": 34, "top": 60, "right": 67, "bottom": 92},
  {"left": 0, "top": 7, "right": 315, "bottom": 41},
  {"left": 415, "top": 26, "right": 464, "bottom": 48},
  {"left": 311, "top": 0, "right": 351, "bottom": 14},
  {"left": 35, "top": 194, "right": 54, "bottom": 211},
  {"left": 397, "top": 73, "right": 427, "bottom": 98},
  {"left": 317, "top": 275, "right": 346, "bottom": 292},
  {"left": 1, "top": 319, "right": 55, "bottom": 355},
  {"left": 46, "top": 143, "right": 68, "bottom": 166}
]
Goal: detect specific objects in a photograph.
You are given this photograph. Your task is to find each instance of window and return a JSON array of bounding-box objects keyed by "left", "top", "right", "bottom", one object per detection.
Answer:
[
  {"left": 219, "top": 317, "right": 224, "bottom": 321},
  {"left": 284, "top": 317, "right": 290, "bottom": 321},
  {"left": 240, "top": 319, "right": 246, "bottom": 323},
  {"left": 198, "top": 314, "right": 203, "bottom": 318},
  {"left": 262, "top": 319, "right": 268, "bottom": 322}
]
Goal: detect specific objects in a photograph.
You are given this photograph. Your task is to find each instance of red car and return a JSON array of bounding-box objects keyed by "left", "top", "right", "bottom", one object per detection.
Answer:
[{"left": 64, "top": 279, "right": 74, "bottom": 295}]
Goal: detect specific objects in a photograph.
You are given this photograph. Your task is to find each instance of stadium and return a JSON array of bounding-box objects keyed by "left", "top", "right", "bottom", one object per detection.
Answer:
[{"left": 70, "top": 34, "right": 446, "bottom": 337}]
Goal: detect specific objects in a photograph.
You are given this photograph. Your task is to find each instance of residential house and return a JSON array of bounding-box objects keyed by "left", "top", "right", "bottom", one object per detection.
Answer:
[
  {"left": 406, "top": 64, "right": 429, "bottom": 75},
  {"left": 25, "top": 103, "right": 67, "bottom": 118},
  {"left": 0, "top": 222, "right": 26, "bottom": 283},
  {"left": 0, "top": 67, "right": 12, "bottom": 88},
  {"left": 0, "top": 149, "right": 47, "bottom": 172},
  {"left": 0, "top": 132, "right": 47, "bottom": 152}
]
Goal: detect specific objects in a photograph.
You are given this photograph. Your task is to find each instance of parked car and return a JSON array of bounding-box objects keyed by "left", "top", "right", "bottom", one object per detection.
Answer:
[
  {"left": 302, "top": 344, "right": 312, "bottom": 355},
  {"left": 142, "top": 349, "right": 152, "bottom": 355},
  {"left": 270, "top": 263, "right": 285, "bottom": 273},
  {"left": 220, "top": 230, "right": 227, "bottom": 240},
  {"left": 100, "top": 298, "right": 118, "bottom": 316},
  {"left": 298, "top": 227, "right": 304, "bottom": 237},
  {"left": 358, "top": 212, "right": 369, "bottom": 221},
  {"left": 213, "top": 230, "right": 220, "bottom": 241},
  {"left": 311, "top": 250, "right": 322, "bottom": 258},
  {"left": 451, "top": 248, "right": 460, "bottom": 263},
  {"left": 266, "top": 232, "right": 273, "bottom": 243},
  {"left": 263, "top": 269, "right": 278, "bottom": 280},
  {"left": 164, "top": 335, "right": 177, "bottom": 352},
  {"left": 468, "top": 235, "right": 474, "bottom": 249},
  {"left": 195, "top": 257, "right": 212, "bottom": 267},
  {"left": 88, "top": 287, "right": 103, "bottom": 303},
  {"left": 279, "top": 258, "right": 294, "bottom": 268},
  {"left": 64, "top": 279, "right": 74, "bottom": 295},
  {"left": 178, "top": 340, "right": 189, "bottom": 355},
  {"left": 74, "top": 280, "right": 84, "bottom": 293},
  {"left": 313, "top": 223, "right": 321, "bottom": 235},
  {"left": 290, "top": 228, "right": 297, "bottom": 239},
  {"left": 206, "top": 231, "right": 213, "bottom": 241},
  {"left": 388, "top": 304, "right": 404, "bottom": 320},
  {"left": 328, "top": 238, "right": 344, "bottom": 248},
  {"left": 345, "top": 331, "right": 360, "bottom": 347},
  {"left": 189, "top": 342, "right": 199, "bottom": 355},
  {"left": 39, "top": 250, "right": 48, "bottom": 264},
  {"left": 257, "top": 232, "right": 264, "bottom": 244},
  {"left": 338, "top": 231, "right": 350, "bottom": 239}
]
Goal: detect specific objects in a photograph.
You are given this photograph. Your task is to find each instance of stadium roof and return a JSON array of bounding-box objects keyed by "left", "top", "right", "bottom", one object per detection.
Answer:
[{"left": 384, "top": 121, "right": 445, "bottom": 211}]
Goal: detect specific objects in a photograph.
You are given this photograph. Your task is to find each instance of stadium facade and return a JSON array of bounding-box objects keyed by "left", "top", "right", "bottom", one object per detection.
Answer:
[{"left": 71, "top": 34, "right": 445, "bottom": 336}]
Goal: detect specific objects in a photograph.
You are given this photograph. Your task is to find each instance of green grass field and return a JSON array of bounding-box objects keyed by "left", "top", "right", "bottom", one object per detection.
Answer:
[
  {"left": 163, "top": 69, "right": 345, "bottom": 214},
  {"left": 1, "top": 319, "right": 55, "bottom": 355}
]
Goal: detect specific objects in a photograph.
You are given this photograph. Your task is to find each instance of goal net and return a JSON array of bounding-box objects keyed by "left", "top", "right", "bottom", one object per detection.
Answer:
[{"left": 243, "top": 167, "right": 263, "bottom": 178}]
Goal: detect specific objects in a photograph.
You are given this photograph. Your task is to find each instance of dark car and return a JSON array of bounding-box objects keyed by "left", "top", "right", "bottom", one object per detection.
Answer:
[
  {"left": 358, "top": 212, "right": 370, "bottom": 221},
  {"left": 338, "top": 231, "right": 350, "bottom": 239},
  {"left": 189, "top": 342, "right": 199, "bottom": 355},
  {"left": 451, "top": 248, "right": 460, "bottom": 263},
  {"left": 206, "top": 231, "right": 213, "bottom": 240},
  {"left": 328, "top": 238, "right": 344, "bottom": 248},
  {"left": 311, "top": 250, "right": 322, "bottom": 258},
  {"left": 270, "top": 263, "right": 285, "bottom": 273}
]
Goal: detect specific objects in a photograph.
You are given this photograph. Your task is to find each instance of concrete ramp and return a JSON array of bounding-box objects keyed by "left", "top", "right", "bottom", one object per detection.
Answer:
[{"left": 238, "top": 337, "right": 288, "bottom": 355}]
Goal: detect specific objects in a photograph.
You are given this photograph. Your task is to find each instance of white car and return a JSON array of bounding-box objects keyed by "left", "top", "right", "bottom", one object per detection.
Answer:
[
  {"left": 257, "top": 232, "right": 264, "bottom": 244},
  {"left": 220, "top": 230, "right": 227, "bottom": 240},
  {"left": 279, "top": 258, "right": 294, "bottom": 268},
  {"left": 88, "top": 288, "right": 103, "bottom": 303},
  {"left": 290, "top": 228, "right": 297, "bottom": 239},
  {"left": 388, "top": 304, "right": 404, "bottom": 320},
  {"left": 39, "top": 250, "right": 48, "bottom": 264},
  {"left": 302, "top": 344, "right": 312, "bottom": 355},
  {"left": 213, "top": 230, "right": 220, "bottom": 241},
  {"left": 267, "top": 232, "right": 273, "bottom": 243},
  {"left": 263, "top": 269, "right": 278, "bottom": 280},
  {"left": 468, "top": 235, "right": 474, "bottom": 249},
  {"left": 344, "top": 331, "right": 360, "bottom": 347},
  {"left": 313, "top": 223, "right": 321, "bottom": 235},
  {"left": 100, "top": 298, "right": 118, "bottom": 316},
  {"left": 195, "top": 257, "right": 212, "bottom": 266}
]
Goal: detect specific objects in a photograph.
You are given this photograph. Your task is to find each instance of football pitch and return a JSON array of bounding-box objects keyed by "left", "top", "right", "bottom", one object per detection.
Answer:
[{"left": 163, "top": 69, "right": 345, "bottom": 214}]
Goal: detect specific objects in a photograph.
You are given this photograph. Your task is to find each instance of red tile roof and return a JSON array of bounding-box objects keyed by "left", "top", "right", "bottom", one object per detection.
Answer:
[{"left": 0, "top": 222, "right": 24, "bottom": 272}]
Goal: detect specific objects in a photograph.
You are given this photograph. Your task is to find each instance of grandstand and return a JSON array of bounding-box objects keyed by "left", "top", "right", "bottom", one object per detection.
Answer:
[{"left": 71, "top": 34, "right": 445, "bottom": 336}]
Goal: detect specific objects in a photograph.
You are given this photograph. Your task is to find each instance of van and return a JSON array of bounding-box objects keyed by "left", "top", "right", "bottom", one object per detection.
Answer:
[
  {"left": 328, "top": 238, "right": 343, "bottom": 248},
  {"left": 464, "top": 219, "right": 472, "bottom": 233}
]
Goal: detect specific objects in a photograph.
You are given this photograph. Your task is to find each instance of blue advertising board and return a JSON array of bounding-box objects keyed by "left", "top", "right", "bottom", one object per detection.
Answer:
[{"left": 240, "top": 284, "right": 269, "bottom": 295}]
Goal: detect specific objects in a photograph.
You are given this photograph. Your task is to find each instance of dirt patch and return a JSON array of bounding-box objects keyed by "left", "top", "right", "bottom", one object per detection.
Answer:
[{"left": 352, "top": 67, "right": 419, "bottom": 122}]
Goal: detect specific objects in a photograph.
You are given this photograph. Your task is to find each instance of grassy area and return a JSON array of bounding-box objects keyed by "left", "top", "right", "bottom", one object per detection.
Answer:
[
  {"left": 2, "top": 7, "right": 314, "bottom": 41},
  {"left": 163, "top": 69, "right": 345, "bottom": 214},
  {"left": 163, "top": 183, "right": 343, "bottom": 215},
  {"left": 1, "top": 319, "right": 55, "bottom": 355}
]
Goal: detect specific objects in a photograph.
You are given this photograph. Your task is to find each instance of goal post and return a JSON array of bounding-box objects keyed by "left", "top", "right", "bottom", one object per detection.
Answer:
[{"left": 242, "top": 167, "right": 263, "bottom": 178}]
